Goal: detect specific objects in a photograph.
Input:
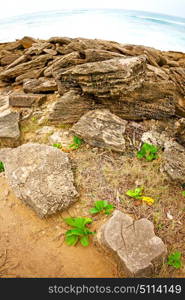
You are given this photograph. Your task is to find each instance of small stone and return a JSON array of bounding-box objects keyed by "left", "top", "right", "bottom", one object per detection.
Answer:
[
  {"left": 96, "top": 210, "right": 167, "bottom": 277},
  {"left": 0, "top": 109, "right": 20, "bottom": 139}
]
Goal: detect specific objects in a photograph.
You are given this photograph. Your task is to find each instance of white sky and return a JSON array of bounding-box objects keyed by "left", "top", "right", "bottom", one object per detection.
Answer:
[{"left": 0, "top": 0, "right": 185, "bottom": 19}]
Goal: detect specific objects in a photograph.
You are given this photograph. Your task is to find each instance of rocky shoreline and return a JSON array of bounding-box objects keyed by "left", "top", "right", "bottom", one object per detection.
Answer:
[{"left": 0, "top": 36, "right": 185, "bottom": 277}]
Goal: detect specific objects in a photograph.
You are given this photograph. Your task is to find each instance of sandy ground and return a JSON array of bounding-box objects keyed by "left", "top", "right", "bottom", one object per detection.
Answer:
[{"left": 0, "top": 174, "right": 118, "bottom": 278}]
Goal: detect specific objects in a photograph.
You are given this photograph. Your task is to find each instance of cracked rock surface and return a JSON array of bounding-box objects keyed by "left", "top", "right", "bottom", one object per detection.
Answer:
[
  {"left": 0, "top": 143, "right": 78, "bottom": 217},
  {"left": 96, "top": 210, "right": 167, "bottom": 277}
]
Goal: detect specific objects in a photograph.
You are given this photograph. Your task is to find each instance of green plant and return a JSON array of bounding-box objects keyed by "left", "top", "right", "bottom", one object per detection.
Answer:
[
  {"left": 69, "top": 136, "right": 84, "bottom": 150},
  {"left": 126, "top": 187, "right": 155, "bottom": 205},
  {"left": 52, "top": 143, "right": 62, "bottom": 149},
  {"left": 89, "top": 200, "right": 114, "bottom": 215},
  {"left": 64, "top": 217, "right": 95, "bottom": 247},
  {"left": 0, "top": 161, "right": 5, "bottom": 172},
  {"left": 126, "top": 187, "right": 143, "bottom": 199},
  {"left": 137, "top": 143, "right": 158, "bottom": 161},
  {"left": 182, "top": 191, "right": 185, "bottom": 197},
  {"left": 167, "top": 251, "right": 182, "bottom": 269}
]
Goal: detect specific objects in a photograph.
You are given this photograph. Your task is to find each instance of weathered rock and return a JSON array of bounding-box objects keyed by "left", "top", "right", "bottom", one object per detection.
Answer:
[
  {"left": 0, "top": 95, "right": 9, "bottom": 111},
  {"left": 56, "top": 56, "right": 147, "bottom": 98},
  {"left": 35, "top": 126, "right": 54, "bottom": 136},
  {"left": 44, "top": 52, "right": 85, "bottom": 77},
  {"left": 0, "top": 109, "right": 20, "bottom": 139},
  {"left": 25, "top": 42, "right": 53, "bottom": 56},
  {"left": 141, "top": 130, "right": 170, "bottom": 148},
  {"left": 14, "top": 68, "right": 44, "bottom": 84},
  {"left": 0, "top": 143, "right": 78, "bottom": 217},
  {"left": 48, "top": 89, "right": 93, "bottom": 123},
  {"left": 55, "top": 54, "right": 178, "bottom": 120},
  {"left": 19, "top": 36, "right": 37, "bottom": 49},
  {"left": 48, "top": 130, "right": 73, "bottom": 147},
  {"left": 71, "top": 109, "right": 127, "bottom": 152},
  {"left": 48, "top": 37, "right": 72, "bottom": 45},
  {"left": 23, "top": 77, "right": 57, "bottom": 93},
  {"left": 9, "top": 93, "right": 47, "bottom": 107},
  {"left": 0, "top": 53, "right": 21, "bottom": 66},
  {"left": 162, "top": 140, "right": 185, "bottom": 183},
  {"left": 57, "top": 38, "right": 124, "bottom": 55},
  {"left": 96, "top": 210, "right": 167, "bottom": 277},
  {"left": 0, "top": 54, "right": 52, "bottom": 80},
  {"left": 174, "top": 118, "right": 185, "bottom": 147}
]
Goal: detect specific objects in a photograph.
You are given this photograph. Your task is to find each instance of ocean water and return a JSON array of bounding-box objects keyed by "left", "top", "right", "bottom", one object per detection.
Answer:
[{"left": 0, "top": 9, "right": 185, "bottom": 52}]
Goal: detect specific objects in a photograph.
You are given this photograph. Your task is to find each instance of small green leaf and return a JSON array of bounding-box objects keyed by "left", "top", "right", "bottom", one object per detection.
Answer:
[
  {"left": 64, "top": 218, "right": 77, "bottom": 227},
  {"left": 89, "top": 207, "right": 100, "bottom": 214},
  {"left": 65, "top": 228, "right": 84, "bottom": 236},
  {"left": 52, "top": 143, "right": 62, "bottom": 149},
  {"left": 80, "top": 235, "right": 89, "bottom": 247},
  {"left": 167, "top": 251, "right": 182, "bottom": 269},
  {"left": 182, "top": 191, "right": 185, "bottom": 197},
  {"left": 65, "top": 235, "right": 79, "bottom": 246},
  {"left": 126, "top": 187, "right": 143, "bottom": 199},
  {"left": 95, "top": 200, "right": 108, "bottom": 210},
  {"left": 0, "top": 161, "right": 5, "bottom": 172}
]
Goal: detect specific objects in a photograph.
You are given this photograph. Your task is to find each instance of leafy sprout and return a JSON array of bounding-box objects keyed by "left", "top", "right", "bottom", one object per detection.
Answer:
[
  {"left": 89, "top": 200, "right": 114, "bottom": 215},
  {"left": 126, "top": 187, "right": 143, "bottom": 199},
  {"left": 0, "top": 161, "right": 5, "bottom": 172},
  {"left": 167, "top": 251, "right": 182, "bottom": 269},
  {"left": 52, "top": 143, "right": 62, "bottom": 149},
  {"left": 137, "top": 143, "right": 158, "bottom": 161},
  {"left": 126, "top": 187, "right": 155, "bottom": 205},
  {"left": 64, "top": 217, "right": 95, "bottom": 247},
  {"left": 69, "top": 136, "right": 84, "bottom": 150},
  {"left": 182, "top": 191, "right": 185, "bottom": 197}
]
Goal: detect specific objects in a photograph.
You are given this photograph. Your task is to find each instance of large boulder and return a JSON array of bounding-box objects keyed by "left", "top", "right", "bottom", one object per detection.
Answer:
[
  {"left": 96, "top": 210, "right": 167, "bottom": 277},
  {"left": 55, "top": 55, "right": 177, "bottom": 120},
  {"left": 56, "top": 56, "right": 147, "bottom": 99},
  {"left": 71, "top": 109, "right": 127, "bottom": 152},
  {"left": 0, "top": 143, "right": 78, "bottom": 217}
]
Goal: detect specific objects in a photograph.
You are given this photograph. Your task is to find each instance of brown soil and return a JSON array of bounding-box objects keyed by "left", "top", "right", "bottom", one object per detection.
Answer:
[{"left": 0, "top": 175, "right": 118, "bottom": 278}]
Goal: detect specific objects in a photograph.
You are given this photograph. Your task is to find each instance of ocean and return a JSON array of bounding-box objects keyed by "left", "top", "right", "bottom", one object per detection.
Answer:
[{"left": 0, "top": 9, "right": 185, "bottom": 52}]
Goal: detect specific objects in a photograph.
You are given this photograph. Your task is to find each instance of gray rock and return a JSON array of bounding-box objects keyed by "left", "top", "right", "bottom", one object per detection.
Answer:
[
  {"left": 71, "top": 109, "right": 127, "bottom": 152},
  {"left": 162, "top": 140, "right": 185, "bottom": 183},
  {"left": 0, "top": 143, "right": 78, "bottom": 217},
  {"left": 141, "top": 130, "right": 170, "bottom": 148},
  {"left": 48, "top": 89, "right": 93, "bottom": 123},
  {"left": 0, "top": 95, "right": 9, "bottom": 111},
  {"left": 9, "top": 93, "right": 47, "bottom": 107},
  {"left": 0, "top": 54, "right": 52, "bottom": 80},
  {"left": 0, "top": 109, "right": 20, "bottom": 139},
  {"left": 174, "top": 118, "right": 185, "bottom": 147},
  {"left": 49, "top": 130, "right": 73, "bottom": 147},
  {"left": 23, "top": 77, "right": 57, "bottom": 93},
  {"left": 35, "top": 126, "right": 54, "bottom": 135},
  {"left": 96, "top": 210, "right": 167, "bottom": 277}
]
